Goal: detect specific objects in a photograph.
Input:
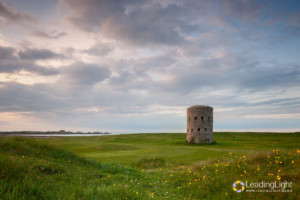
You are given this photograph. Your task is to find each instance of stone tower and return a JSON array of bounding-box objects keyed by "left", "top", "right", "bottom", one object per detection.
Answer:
[{"left": 186, "top": 105, "right": 214, "bottom": 144}]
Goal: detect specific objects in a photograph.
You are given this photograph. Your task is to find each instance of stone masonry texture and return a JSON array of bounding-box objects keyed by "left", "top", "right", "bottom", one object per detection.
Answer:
[{"left": 186, "top": 105, "right": 214, "bottom": 143}]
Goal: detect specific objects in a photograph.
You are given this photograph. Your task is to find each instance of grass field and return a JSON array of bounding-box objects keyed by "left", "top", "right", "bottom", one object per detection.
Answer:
[{"left": 0, "top": 132, "right": 300, "bottom": 199}]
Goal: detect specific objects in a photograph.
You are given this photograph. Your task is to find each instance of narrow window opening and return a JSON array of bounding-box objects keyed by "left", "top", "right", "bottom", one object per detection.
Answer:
[
  {"left": 205, "top": 128, "right": 207, "bottom": 132},
  {"left": 198, "top": 128, "right": 200, "bottom": 131},
  {"left": 201, "top": 117, "right": 203, "bottom": 120},
  {"left": 191, "top": 129, "right": 193, "bottom": 132},
  {"left": 194, "top": 117, "right": 197, "bottom": 120},
  {"left": 208, "top": 117, "right": 210, "bottom": 120}
]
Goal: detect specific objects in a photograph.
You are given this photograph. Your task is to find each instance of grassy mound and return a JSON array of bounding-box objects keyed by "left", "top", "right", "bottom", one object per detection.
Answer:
[{"left": 0, "top": 136, "right": 139, "bottom": 199}]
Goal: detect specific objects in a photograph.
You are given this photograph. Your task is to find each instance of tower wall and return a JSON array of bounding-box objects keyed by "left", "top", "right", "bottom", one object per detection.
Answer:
[{"left": 186, "top": 105, "right": 214, "bottom": 143}]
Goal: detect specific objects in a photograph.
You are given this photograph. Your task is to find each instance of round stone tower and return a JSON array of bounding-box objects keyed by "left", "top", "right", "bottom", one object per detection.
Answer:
[{"left": 186, "top": 105, "right": 214, "bottom": 144}]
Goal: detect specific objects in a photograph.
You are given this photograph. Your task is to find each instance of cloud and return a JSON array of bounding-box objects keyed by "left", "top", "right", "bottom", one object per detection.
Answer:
[
  {"left": 221, "top": 0, "right": 262, "bottom": 23},
  {"left": 0, "top": 45, "right": 17, "bottom": 60},
  {"left": 237, "top": 65, "right": 300, "bottom": 91},
  {"left": 59, "top": 0, "right": 200, "bottom": 46},
  {"left": 0, "top": 1, "right": 37, "bottom": 24},
  {"left": 288, "top": 11, "right": 300, "bottom": 27},
  {"left": 31, "top": 30, "right": 68, "bottom": 39},
  {"left": 81, "top": 42, "right": 113, "bottom": 56},
  {"left": 0, "top": 82, "right": 67, "bottom": 112},
  {"left": 18, "top": 48, "right": 65, "bottom": 60},
  {"left": 136, "top": 52, "right": 300, "bottom": 95},
  {"left": 1, "top": 0, "right": 300, "bottom": 132},
  {"left": 282, "top": 11, "right": 300, "bottom": 38},
  {"left": 0, "top": 60, "right": 60, "bottom": 76},
  {"left": 61, "top": 62, "right": 111, "bottom": 85},
  {"left": 0, "top": 45, "right": 60, "bottom": 75}
]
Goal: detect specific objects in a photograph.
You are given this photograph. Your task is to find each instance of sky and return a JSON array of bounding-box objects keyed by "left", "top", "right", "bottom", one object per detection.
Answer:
[{"left": 0, "top": 0, "right": 299, "bottom": 133}]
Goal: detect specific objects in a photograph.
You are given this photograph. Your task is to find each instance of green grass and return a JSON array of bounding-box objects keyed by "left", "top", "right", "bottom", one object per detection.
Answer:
[
  {"left": 40, "top": 132, "right": 300, "bottom": 165},
  {"left": 0, "top": 132, "right": 300, "bottom": 199}
]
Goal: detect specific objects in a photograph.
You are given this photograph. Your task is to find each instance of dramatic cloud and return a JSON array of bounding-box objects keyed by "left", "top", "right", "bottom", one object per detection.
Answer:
[
  {"left": 0, "top": 60, "right": 60, "bottom": 75},
  {"left": 0, "top": 1, "right": 37, "bottom": 23},
  {"left": 81, "top": 42, "right": 113, "bottom": 56},
  {"left": 61, "top": 62, "right": 111, "bottom": 86},
  {"left": 0, "top": 0, "right": 300, "bottom": 132},
  {"left": 0, "top": 45, "right": 60, "bottom": 75},
  {"left": 59, "top": 0, "right": 199, "bottom": 46},
  {"left": 18, "top": 48, "right": 65, "bottom": 60},
  {"left": 31, "top": 30, "right": 68, "bottom": 39},
  {"left": 0, "top": 45, "right": 17, "bottom": 60}
]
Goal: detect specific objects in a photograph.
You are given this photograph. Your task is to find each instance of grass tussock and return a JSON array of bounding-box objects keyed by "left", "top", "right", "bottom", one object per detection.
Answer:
[{"left": 132, "top": 157, "right": 166, "bottom": 169}]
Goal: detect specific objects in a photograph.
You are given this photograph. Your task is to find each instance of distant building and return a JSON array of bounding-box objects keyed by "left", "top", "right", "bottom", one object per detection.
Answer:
[{"left": 186, "top": 105, "right": 214, "bottom": 144}]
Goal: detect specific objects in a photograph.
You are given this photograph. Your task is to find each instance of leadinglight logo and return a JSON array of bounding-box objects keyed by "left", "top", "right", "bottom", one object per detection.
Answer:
[
  {"left": 232, "top": 180, "right": 293, "bottom": 193},
  {"left": 232, "top": 181, "right": 245, "bottom": 192}
]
